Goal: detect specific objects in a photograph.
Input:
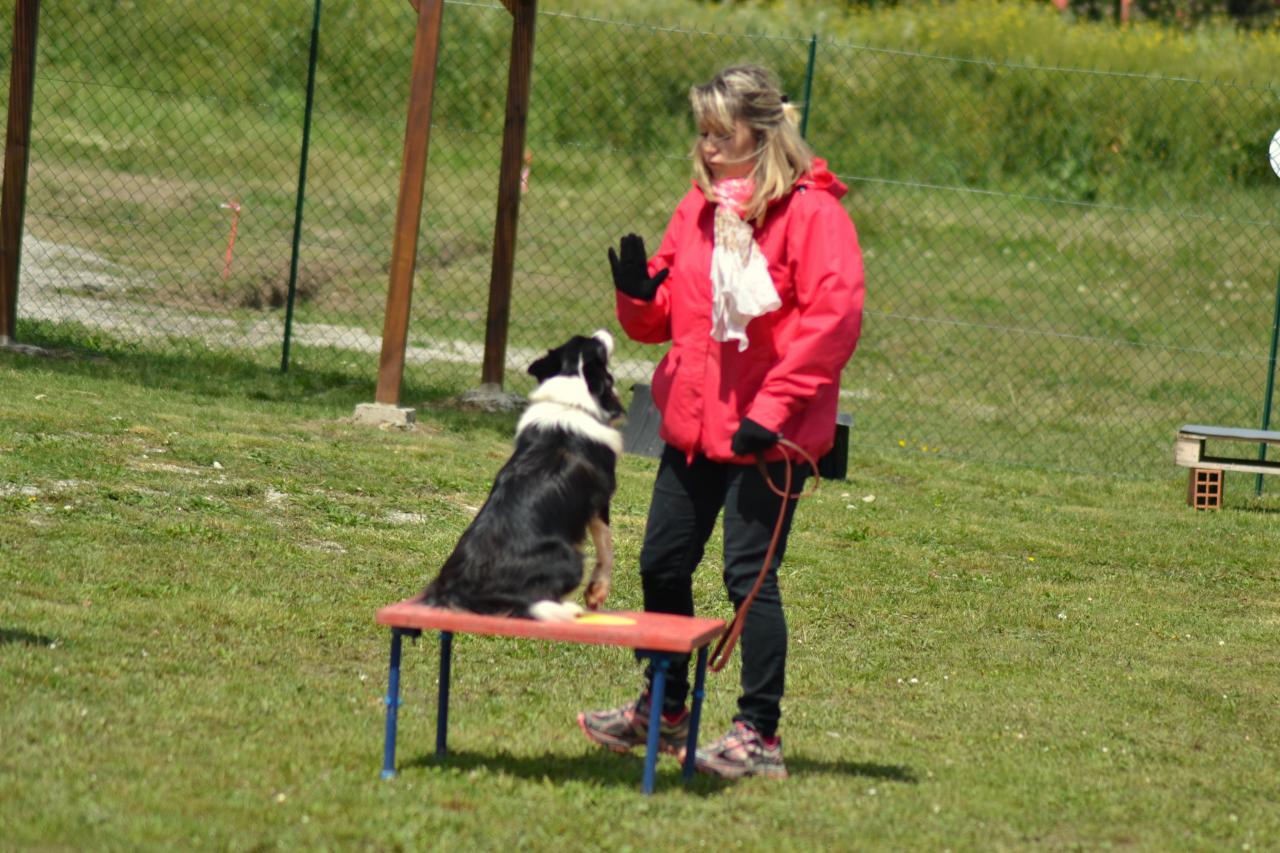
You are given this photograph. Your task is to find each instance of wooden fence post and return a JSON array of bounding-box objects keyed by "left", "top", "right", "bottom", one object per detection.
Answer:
[
  {"left": 373, "top": 0, "right": 445, "bottom": 406},
  {"left": 0, "top": 0, "right": 39, "bottom": 345},
  {"left": 480, "top": 0, "right": 537, "bottom": 388}
]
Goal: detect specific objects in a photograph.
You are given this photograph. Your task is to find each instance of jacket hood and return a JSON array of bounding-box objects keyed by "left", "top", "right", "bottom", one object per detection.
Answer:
[{"left": 794, "top": 157, "right": 846, "bottom": 200}]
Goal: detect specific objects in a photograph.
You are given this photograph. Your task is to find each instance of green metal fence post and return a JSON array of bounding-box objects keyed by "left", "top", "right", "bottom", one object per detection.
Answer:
[
  {"left": 1255, "top": 266, "right": 1280, "bottom": 497},
  {"left": 281, "top": 0, "right": 323, "bottom": 373},
  {"left": 799, "top": 34, "right": 816, "bottom": 139}
]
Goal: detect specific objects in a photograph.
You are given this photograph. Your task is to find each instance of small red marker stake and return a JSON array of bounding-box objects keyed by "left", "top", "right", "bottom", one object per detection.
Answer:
[{"left": 220, "top": 198, "right": 242, "bottom": 280}]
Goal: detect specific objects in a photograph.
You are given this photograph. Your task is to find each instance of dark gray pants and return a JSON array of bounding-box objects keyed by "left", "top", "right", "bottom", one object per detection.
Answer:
[{"left": 639, "top": 444, "right": 806, "bottom": 739}]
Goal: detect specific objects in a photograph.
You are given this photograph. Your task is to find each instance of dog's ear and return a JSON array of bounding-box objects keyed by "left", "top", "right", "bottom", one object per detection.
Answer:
[
  {"left": 579, "top": 340, "right": 608, "bottom": 385},
  {"left": 581, "top": 354, "right": 605, "bottom": 389},
  {"left": 527, "top": 348, "right": 563, "bottom": 383},
  {"left": 580, "top": 339, "right": 624, "bottom": 419},
  {"left": 581, "top": 336, "right": 609, "bottom": 370},
  {"left": 591, "top": 329, "right": 614, "bottom": 358}
]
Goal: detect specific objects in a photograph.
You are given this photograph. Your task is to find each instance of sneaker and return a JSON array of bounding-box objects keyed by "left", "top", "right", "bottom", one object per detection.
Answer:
[
  {"left": 693, "top": 721, "right": 788, "bottom": 779},
  {"left": 577, "top": 695, "right": 689, "bottom": 755}
]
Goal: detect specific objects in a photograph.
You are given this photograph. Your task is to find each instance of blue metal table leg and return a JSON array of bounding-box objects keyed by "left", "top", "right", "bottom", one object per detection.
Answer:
[
  {"left": 381, "top": 628, "right": 405, "bottom": 779},
  {"left": 436, "top": 630, "right": 453, "bottom": 758},
  {"left": 642, "top": 653, "right": 669, "bottom": 795},
  {"left": 682, "top": 646, "right": 708, "bottom": 781}
]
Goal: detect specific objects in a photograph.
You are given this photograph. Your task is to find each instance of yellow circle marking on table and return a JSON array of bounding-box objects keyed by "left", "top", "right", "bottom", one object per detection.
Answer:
[{"left": 575, "top": 613, "right": 636, "bottom": 626}]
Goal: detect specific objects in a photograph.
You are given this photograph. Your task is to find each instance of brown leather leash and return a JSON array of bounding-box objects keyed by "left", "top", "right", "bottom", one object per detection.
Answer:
[{"left": 708, "top": 437, "right": 821, "bottom": 673}]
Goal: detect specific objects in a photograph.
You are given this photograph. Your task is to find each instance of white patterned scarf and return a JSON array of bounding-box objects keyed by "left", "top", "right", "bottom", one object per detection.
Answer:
[{"left": 710, "top": 178, "right": 780, "bottom": 351}]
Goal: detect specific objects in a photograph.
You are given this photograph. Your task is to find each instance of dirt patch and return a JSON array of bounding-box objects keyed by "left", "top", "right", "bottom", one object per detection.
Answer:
[{"left": 235, "top": 265, "right": 329, "bottom": 311}]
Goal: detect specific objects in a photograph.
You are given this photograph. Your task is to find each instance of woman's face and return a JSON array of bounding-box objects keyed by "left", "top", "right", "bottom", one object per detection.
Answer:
[{"left": 699, "top": 119, "right": 758, "bottom": 180}]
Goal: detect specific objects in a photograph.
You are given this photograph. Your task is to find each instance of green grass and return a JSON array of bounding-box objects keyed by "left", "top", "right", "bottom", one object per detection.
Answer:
[
  {"left": 20, "top": 117, "right": 1278, "bottom": 477},
  {"left": 17, "top": 0, "right": 1280, "bottom": 200},
  {"left": 9, "top": 0, "right": 1279, "bottom": 479},
  {"left": 3, "top": 344, "right": 1278, "bottom": 849}
]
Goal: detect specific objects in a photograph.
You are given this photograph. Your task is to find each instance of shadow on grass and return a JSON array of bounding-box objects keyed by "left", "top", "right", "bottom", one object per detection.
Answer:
[
  {"left": 401, "top": 749, "right": 917, "bottom": 791},
  {"left": 786, "top": 755, "right": 918, "bottom": 783},
  {"left": 9, "top": 322, "right": 374, "bottom": 407},
  {"left": 401, "top": 748, "right": 732, "bottom": 795},
  {"left": 1236, "top": 501, "right": 1280, "bottom": 515},
  {"left": 0, "top": 628, "right": 56, "bottom": 647},
  {"left": 7, "top": 320, "right": 523, "bottom": 440}
]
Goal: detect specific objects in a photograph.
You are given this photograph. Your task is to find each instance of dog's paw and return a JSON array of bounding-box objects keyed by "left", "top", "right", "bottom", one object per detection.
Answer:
[
  {"left": 584, "top": 579, "right": 611, "bottom": 610},
  {"left": 529, "top": 600, "right": 584, "bottom": 622}
]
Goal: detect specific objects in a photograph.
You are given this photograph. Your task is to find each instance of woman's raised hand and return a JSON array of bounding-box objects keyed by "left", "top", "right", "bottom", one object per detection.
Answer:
[{"left": 608, "top": 234, "right": 669, "bottom": 301}]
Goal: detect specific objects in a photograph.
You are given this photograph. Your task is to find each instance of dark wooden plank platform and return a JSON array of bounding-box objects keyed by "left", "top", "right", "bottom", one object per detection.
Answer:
[{"left": 1175, "top": 424, "right": 1280, "bottom": 476}]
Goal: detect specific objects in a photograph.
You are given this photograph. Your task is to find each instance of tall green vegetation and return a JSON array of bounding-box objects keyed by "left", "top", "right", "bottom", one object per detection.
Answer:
[{"left": 16, "top": 0, "right": 1279, "bottom": 205}]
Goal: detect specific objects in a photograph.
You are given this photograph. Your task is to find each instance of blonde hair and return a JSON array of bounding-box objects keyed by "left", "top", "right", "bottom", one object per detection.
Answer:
[{"left": 689, "top": 64, "right": 814, "bottom": 222}]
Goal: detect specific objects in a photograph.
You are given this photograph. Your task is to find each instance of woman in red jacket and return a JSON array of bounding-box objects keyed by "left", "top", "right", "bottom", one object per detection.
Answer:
[{"left": 577, "top": 64, "right": 865, "bottom": 779}]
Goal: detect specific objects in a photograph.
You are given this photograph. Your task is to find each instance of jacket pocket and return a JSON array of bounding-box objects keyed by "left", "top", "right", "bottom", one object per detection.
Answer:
[{"left": 650, "top": 350, "right": 680, "bottom": 414}]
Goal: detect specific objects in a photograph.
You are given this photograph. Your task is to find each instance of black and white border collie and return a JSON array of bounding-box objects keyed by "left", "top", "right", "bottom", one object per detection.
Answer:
[{"left": 420, "top": 331, "right": 625, "bottom": 621}]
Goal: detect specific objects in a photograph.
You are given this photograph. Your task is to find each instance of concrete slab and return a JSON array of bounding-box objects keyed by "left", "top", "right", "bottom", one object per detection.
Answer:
[
  {"left": 457, "top": 383, "right": 525, "bottom": 413},
  {"left": 352, "top": 402, "right": 416, "bottom": 428}
]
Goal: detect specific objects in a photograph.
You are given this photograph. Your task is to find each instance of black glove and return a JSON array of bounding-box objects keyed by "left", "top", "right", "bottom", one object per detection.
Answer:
[
  {"left": 608, "top": 234, "right": 669, "bottom": 301},
  {"left": 732, "top": 418, "right": 781, "bottom": 457}
]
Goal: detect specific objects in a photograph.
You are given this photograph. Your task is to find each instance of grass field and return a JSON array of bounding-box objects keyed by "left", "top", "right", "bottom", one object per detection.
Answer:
[
  {"left": 3, "top": 343, "right": 1278, "bottom": 849},
  {"left": 13, "top": 3, "right": 1277, "bottom": 481},
  {"left": 5, "top": 2, "right": 1278, "bottom": 847},
  {"left": 7, "top": 0, "right": 1277, "bottom": 483}
]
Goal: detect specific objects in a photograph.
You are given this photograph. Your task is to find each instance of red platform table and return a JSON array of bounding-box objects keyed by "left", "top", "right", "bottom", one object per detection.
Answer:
[{"left": 375, "top": 600, "right": 726, "bottom": 794}]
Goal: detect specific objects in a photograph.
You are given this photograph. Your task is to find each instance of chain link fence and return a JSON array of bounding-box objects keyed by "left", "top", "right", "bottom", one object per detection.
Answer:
[{"left": 5, "top": 1, "right": 1278, "bottom": 479}]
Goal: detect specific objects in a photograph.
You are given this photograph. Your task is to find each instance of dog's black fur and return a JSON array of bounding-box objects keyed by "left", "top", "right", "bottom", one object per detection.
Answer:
[{"left": 420, "top": 331, "right": 625, "bottom": 621}]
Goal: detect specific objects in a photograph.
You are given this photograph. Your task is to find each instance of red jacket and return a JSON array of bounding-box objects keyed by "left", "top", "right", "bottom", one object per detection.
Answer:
[{"left": 616, "top": 159, "right": 864, "bottom": 463}]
